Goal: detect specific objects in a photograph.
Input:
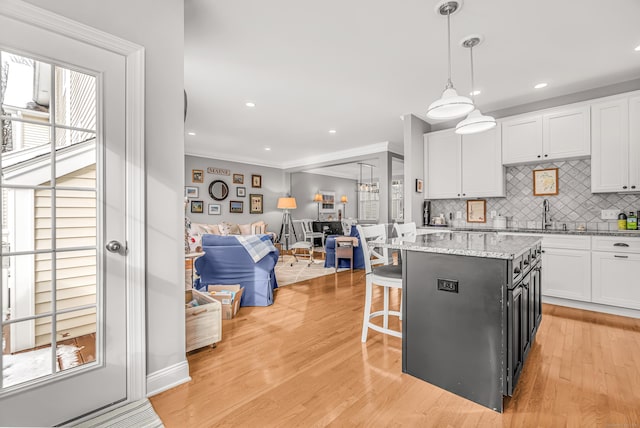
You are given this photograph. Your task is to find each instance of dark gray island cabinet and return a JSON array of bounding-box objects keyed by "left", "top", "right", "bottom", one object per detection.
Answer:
[{"left": 382, "top": 232, "right": 543, "bottom": 412}]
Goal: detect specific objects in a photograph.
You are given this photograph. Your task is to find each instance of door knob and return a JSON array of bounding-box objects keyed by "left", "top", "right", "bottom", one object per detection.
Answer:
[{"left": 106, "top": 240, "right": 123, "bottom": 253}]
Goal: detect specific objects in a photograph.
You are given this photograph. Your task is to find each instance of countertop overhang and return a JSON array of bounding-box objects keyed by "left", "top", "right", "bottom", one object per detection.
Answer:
[{"left": 379, "top": 232, "right": 542, "bottom": 260}]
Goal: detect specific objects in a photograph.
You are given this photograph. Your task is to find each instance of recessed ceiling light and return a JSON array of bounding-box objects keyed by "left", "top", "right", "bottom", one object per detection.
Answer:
[
  {"left": 635, "top": 44, "right": 640, "bottom": 52},
  {"left": 329, "top": 129, "right": 337, "bottom": 134},
  {"left": 264, "top": 147, "right": 271, "bottom": 151},
  {"left": 470, "top": 90, "right": 481, "bottom": 96},
  {"left": 187, "top": 132, "right": 196, "bottom": 136},
  {"left": 245, "top": 102, "right": 256, "bottom": 107},
  {"left": 534, "top": 82, "right": 548, "bottom": 89}
]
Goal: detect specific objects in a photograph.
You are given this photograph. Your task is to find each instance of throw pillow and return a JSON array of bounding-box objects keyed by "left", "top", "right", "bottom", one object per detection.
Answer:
[
  {"left": 219, "top": 222, "right": 240, "bottom": 236},
  {"left": 238, "top": 223, "right": 252, "bottom": 235}
]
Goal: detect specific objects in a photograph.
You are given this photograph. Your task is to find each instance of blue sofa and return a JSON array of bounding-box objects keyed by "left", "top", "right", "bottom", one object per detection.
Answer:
[{"left": 193, "top": 234, "right": 279, "bottom": 306}]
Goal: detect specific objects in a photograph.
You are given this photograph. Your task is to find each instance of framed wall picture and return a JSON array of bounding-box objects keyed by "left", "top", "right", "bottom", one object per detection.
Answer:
[
  {"left": 252, "top": 174, "right": 262, "bottom": 188},
  {"left": 466, "top": 199, "right": 486, "bottom": 223},
  {"left": 208, "top": 203, "right": 221, "bottom": 215},
  {"left": 416, "top": 179, "right": 423, "bottom": 193},
  {"left": 192, "top": 169, "right": 204, "bottom": 183},
  {"left": 229, "top": 200, "right": 244, "bottom": 213},
  {"left": 319, "top": 190, "right": 335, "bottom": 213},
  {"left": 533, "top": 168, "right": 559, "bottom": 196},
  {"left": 185, "top": 186, "right": 198, "bottom": 198},
  {"left": 236, "top": 187, "right": 246, "bottom": 197},
  {"left": 250, "top": 194, "right": 263, "bottom": 214},
  {"left": 190, "top": 200, "right": 204, "bottom": 214},
  {"left": 233, "top": 173, "right": 244, "bottom": 184}
]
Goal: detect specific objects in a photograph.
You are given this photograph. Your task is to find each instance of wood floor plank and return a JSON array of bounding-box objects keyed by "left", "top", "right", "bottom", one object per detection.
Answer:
[{"left": 150, "top": 271, "right": 640, "bottom": 427}]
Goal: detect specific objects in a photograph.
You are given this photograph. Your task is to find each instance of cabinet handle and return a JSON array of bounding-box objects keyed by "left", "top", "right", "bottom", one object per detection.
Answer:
[
  {"left": 514, "top": 267, "right": 521, "bottom": 275},
  {"left": 537, "top": 155, "right": 541, "bottom": 158},
  {"left": 457, "top": 194, "right": 461, "bottom": 197},
  {"left": 632, "top": 185, "right": 637, "bottom": 189},
  {"left": 614, "top": 243, "right": 630, "bottom": 247},
  {"left": 541, "top": 250, "right": 545, "bottom": 253},
  {"left": 523, "top": 260, "right": 530, "bottom": 266},
  {"left": 614, "top": 255, "right": 629, "bottom": 259},
  {"left": 462, "top": 193, "right": 466, "bottom": 196},
  {"left": 623, "top": 186, "right": 628, "bottom": 189},
  {"left": 544, "top": 154, "right": 548, "bottom": 157}
]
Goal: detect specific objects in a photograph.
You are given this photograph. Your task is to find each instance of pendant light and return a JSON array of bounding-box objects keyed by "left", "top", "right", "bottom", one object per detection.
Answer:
[
  {"left": 427, "top": 1, "right": 474, "bottom": 120},
  {"left": 455, "top": 35, "right": 497, "bottom": 134}
]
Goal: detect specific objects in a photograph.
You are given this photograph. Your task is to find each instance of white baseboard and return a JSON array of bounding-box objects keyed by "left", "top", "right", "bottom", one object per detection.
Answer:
[
  {"left": 543, "top": 296, "right": 640, "bottom": 319},
  {"left": 146, "top": 360, "right": 191, "bottom": 397}
]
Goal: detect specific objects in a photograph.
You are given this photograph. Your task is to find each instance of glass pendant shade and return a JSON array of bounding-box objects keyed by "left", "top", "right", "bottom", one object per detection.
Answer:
[
  {"left": 455, "top": 109, "right": 497, "bottom": 135},
  {"left": 427, "top": 87, "right": 475, "bottom": 120}
]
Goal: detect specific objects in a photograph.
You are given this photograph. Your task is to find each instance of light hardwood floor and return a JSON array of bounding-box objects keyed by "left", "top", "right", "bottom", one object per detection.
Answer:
[{"left": 151, "top": 270, "right": 640, "bottom": 427}]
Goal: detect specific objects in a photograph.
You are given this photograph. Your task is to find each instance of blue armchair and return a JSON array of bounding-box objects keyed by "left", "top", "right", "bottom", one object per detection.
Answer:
[
  {"left": 194, "top": 234, "right": 279, "bottom": 306},
  {"left": 324, "top": 225, "right": 365, "bottom": 269}
]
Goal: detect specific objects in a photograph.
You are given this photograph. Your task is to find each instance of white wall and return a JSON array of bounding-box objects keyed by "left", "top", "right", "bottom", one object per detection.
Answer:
[
  {"left": 185, "top": 155, "right": 288, "bottom": 234},
  {"left": 403, "top": 114, "right": 430, "bottom": 224},
  {"left": 24, "top": 0, "right": 186, "bottom": 381},
  {"left": 290, "top": 172, "right": 357, "bottom": 221}
]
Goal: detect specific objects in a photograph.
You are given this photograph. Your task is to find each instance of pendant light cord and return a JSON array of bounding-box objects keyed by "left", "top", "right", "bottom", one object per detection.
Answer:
[
  {"left": 469, "top": 46, "right": 475, "bottom": 103},
  {"left": 446, "top": 10, "right": 452, "bottom": 88}
]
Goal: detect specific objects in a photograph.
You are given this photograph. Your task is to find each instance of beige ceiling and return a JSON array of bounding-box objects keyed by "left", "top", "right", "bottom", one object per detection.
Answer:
[{"left": 184, "top": 0, "right": 640, "bottom": 168}]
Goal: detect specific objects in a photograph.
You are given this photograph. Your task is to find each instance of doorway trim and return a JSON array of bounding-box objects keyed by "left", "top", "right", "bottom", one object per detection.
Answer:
[{"left": 0, "top": 0, "right": 147, "bottom": 402}]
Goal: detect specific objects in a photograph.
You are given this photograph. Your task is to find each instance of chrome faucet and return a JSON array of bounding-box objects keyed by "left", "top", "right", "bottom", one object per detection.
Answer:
[{"left": 542, "top": 199, "right": 552, "bottom": 230}]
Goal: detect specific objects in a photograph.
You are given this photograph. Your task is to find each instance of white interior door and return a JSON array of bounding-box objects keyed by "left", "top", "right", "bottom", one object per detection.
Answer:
[{"left": 0, "top": 10, "right": 127, "bottom": 427}]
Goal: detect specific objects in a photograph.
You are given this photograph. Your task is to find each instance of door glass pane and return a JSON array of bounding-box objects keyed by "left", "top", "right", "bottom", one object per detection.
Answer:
[
  {"left": 55, "top": 310, "right": 96, "bottom": 372},
  {"left": 2, "top": 188, "right": 51, "bottom": 253},
  {"left": 55, "top": 190, "right": 97, "bottom": 250},
  {"left": 1, "top": 52, "right": 51, "bottom": 119},
  {"left": 1, "top": 120, "right": 52, "bottom": 187},
  {"left": 54, "top": 67, "right": 96, "bottom": 132},
  {"left": 56, "top": 250, "right": 97, "bottom": 311},
  {"left": 1, "top": 51, "right": 100, "bottom": 394},
  {"left": 2, "top": 317, "right": 52, "bottom": 388}
]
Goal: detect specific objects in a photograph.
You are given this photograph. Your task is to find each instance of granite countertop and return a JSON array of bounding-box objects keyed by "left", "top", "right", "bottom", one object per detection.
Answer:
[
  {"left": 419, "top": 226, "right": 640, "bottom": 237},
  {"left": 380, "top": 232, "right": 542, "bottom": 260}
]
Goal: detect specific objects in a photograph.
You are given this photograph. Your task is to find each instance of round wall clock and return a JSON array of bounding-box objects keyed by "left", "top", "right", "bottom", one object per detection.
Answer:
[{"left": 208, "top": 180, "right": 229, "bottom": 201}]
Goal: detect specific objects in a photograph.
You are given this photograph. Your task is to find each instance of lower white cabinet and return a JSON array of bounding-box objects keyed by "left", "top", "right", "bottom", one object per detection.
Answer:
[
  {"left": 542, "top": 247, "right": 591, "bottom": 301},
  {"left": 592, "top": 251, "right": 640, "bottom": 310}
]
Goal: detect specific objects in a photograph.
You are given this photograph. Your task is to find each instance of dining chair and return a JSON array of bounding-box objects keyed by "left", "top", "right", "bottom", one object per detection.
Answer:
[
  {"left": 393, "top": 222, "right": 417, "bottom": 239},
  {"left": 356, "top": 224, "right": 403, "bottom": 342},
  {"left": 299, "top": 219, "right": 325, "bottom": 251}
]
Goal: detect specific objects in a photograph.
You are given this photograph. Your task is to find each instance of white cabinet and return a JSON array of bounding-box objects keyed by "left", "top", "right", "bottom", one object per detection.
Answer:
[
  {"left": 424, "top": 128, "right": 504, "bottom": 199},
  {"left": 591, "top": 97, "right": 630, "bottom": 192},
  {"left": 592, "top": 252, "right": 640, "bottom": 310},
  {"left": 424, "top": 130, "right": 460, "bottom": 199},
  {"left": 542, "top": 247, "right": 591, "bottom": 301},
  {"left": 461, "top": 127, "right": 505, "bottom": 198},
  {"left": 592, "top": 236, "right": 640, "bottom": 310},
  {"left": 502, "top": 105, "right": 590, "bottom": 165},
  {"left": 540, "top": 234, "right": 591, "bottom": 301},
  {"left": 501, "top": 115, "right": 542, "bottom": 164},
  {"left": 591, "top": 94, "right": 640, "bottom": 193}
]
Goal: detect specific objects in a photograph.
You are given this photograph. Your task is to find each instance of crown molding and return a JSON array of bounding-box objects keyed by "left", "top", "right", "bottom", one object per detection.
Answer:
[{"left": 186, "top": 141, "right": 401, "bottom": 170}]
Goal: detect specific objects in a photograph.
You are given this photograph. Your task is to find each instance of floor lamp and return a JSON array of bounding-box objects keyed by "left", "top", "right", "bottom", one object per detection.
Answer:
[
  {"left": 313, "top": 193, "right": 322, "bottom": 221},
  {"left": 277, "top": 197, "right": 297, "bottom": 251},
  {"left": 340, "top": 195, "right": 348, "bottom": 218}
]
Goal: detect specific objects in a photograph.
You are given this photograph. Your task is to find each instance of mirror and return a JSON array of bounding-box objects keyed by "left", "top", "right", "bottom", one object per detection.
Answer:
[{"left": 208, "top": 180, "right": 229, "bottom": 201}]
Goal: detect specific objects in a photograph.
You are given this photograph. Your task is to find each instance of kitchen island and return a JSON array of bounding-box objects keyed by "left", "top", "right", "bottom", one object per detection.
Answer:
[{"left": 380, "top": 231, "right": 543, "bottom": 412}]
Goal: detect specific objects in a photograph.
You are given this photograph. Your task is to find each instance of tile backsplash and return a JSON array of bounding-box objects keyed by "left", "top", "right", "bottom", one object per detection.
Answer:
[{"left": 429, "top": 159, "right": 640, "bottom": 231}]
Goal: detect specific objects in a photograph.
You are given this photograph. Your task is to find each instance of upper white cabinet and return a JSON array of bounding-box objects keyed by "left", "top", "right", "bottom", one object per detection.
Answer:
[
  {"left": 502, "top": 105, "right": 590, "bottom": 165},
  {"left": 591, "top": 94, "right": 640, "bottom": 193},
  {"left": 461, "top": 127, "right": 505, "bottom": 198},
  {"left": 424, "top": 130, "right": 460, "bottom": 199},
  {"left": 424, "top": 128, "right": 504, "bottom": 199}
]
